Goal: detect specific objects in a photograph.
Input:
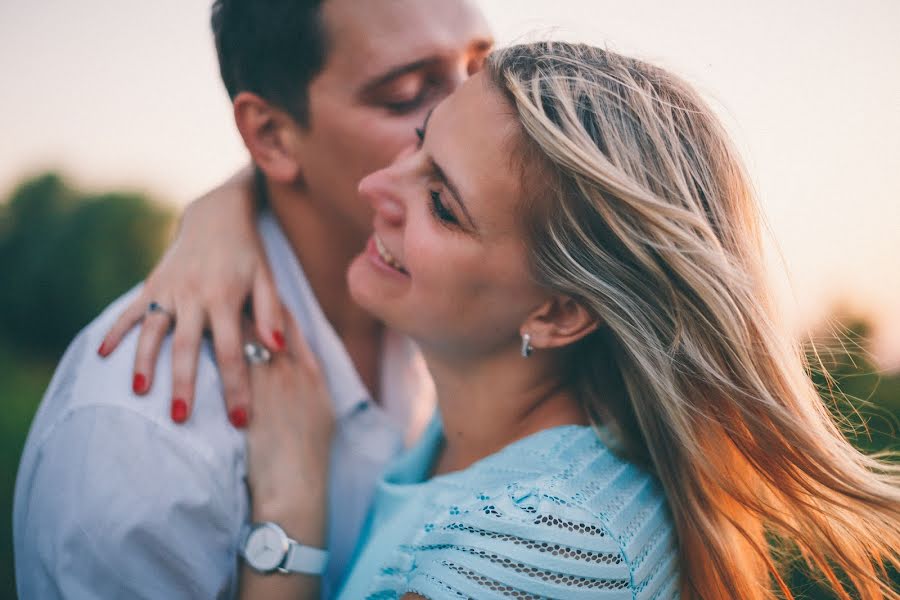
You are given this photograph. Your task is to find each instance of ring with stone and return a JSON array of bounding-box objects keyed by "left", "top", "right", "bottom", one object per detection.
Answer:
[
  {"left": 243, "top": 341, "right": 272, "bottom": 365},
  {"left": 146, "top": 300, "right": 175, "bottom": 321}
]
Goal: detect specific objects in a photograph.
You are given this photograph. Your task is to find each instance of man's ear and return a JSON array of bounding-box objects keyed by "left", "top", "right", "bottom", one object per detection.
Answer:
[
  {"left": 233, "top": 91, "right": 303, "bottom": 184},
  {"left": 521, "top": 295, "right": 600, "bottom": 351}
]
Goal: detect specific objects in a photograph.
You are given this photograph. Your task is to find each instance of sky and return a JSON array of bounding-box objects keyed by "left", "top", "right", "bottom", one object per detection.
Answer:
[{"left": 1, "top": 0, "right": 898, "bottom": 366}]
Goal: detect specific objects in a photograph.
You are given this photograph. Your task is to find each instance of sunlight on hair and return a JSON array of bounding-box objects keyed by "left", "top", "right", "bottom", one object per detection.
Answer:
[{"left": 486, "top": 41, "right": 900, "bottom": 600}]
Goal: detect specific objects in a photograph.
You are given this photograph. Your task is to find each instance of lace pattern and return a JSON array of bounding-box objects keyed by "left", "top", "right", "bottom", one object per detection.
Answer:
[{"left": 364, "top": 427, "right": 678, "bottom": 599}]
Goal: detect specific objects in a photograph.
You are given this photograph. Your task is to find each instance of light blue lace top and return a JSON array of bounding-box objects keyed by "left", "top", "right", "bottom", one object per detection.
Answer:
[{"left": 337, "top": 417, "right": 679, "bottom": 599}]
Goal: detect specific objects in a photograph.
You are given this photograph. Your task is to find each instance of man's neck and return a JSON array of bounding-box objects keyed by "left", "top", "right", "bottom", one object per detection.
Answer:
[{"left": 263, "top": 179, "right": 380, "bottom": 337}]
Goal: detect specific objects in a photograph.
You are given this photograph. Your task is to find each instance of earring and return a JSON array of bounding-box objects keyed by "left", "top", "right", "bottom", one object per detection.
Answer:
[{"left": 520, "top": 333, "right": 533, "bottom": 358}]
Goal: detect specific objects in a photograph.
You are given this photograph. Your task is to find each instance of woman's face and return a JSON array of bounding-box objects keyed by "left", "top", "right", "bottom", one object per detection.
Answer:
[{"left": 347, "top": 73, "right": 548, "bottom": 357}]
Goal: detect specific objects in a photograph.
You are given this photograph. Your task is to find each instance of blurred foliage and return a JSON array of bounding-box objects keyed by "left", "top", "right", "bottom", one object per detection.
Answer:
[
  {"left": 0, "top": 344, "right": 54, "bottom": 597},
  {"left": 0, "top": 172, "right": 897, "bottom": 598},
  {"left": 0, "top": 172, "right": 173, "bottom": 358},
  {"left": 808, "top": 320, "right": 900, "bottom": 455}
]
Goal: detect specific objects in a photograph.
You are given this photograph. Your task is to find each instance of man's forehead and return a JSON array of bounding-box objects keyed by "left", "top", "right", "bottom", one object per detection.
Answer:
[{"left": 322, "top": 0, "right": 492, "bottom": 78}]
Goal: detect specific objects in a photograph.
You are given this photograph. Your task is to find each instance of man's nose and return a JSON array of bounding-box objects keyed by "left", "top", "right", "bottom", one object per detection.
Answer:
[{"left": 358, "top": 169, "right": 404, "bottom": 226}]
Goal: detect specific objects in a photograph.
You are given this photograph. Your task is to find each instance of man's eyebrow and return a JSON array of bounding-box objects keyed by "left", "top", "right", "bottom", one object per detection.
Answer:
[
  {"left": 359, "top": 57, "right": 436, "bottom": 94},
  {"left": 429, "top": 157, "right": 475, "bottom": 229}
]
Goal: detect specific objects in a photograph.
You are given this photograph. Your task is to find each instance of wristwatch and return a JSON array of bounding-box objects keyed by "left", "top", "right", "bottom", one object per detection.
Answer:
[{"left": 240, "top": 522, "right": 329, "bottom": 575}]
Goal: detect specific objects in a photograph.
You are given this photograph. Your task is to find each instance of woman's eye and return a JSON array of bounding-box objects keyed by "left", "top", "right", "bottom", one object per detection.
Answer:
[{"left": 429, "top": 190, "right": 457, "bottom": 225}]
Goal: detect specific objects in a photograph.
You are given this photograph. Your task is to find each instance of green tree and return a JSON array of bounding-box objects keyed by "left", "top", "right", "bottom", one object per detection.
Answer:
[{"left": 0, "top": 173, "right": 173, "bottom": 357}]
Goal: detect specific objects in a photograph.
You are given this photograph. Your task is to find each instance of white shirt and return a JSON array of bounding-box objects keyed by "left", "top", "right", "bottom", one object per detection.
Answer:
[{"left": 13, "top": 212, "right": 435, "bottom": 599}]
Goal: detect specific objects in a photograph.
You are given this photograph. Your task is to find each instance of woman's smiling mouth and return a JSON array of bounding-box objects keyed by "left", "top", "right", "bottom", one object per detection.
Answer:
[{"left": 373, "top": 234, "right": 409, "bottom": 275}]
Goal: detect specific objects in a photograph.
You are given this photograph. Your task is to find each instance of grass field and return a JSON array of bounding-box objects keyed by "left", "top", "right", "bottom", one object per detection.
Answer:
[{"left": 0, "top": 345, "right": 54, "bottom": 598}]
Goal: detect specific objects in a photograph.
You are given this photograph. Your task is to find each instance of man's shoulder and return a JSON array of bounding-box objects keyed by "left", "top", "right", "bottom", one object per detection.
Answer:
[
  {"left": 14, "top": 287, "right": 248, "bottom": 593},
  {"left": 22, "top": 284, "right": 241, "bottom": 467}
]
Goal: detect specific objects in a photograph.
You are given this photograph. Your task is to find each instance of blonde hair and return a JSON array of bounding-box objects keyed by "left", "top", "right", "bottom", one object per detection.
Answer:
[{"left": 486, "top": 42, "right": 900, "bottom": 599}]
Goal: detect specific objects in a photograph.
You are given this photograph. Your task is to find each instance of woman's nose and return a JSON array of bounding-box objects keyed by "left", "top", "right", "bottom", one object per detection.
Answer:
[{"left": 358, "top": 168, "right": 404, "bottom": 226}]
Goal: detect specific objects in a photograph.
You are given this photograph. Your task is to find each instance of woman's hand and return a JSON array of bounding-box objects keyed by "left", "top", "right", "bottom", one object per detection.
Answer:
[
  {"left": 244, "top": 311, "right": 334, "bottom": 530},
  {"left": 240, "top": 311, "right": 334, "bottom": 599},
  {"left": 98, "top": 166, "right": 285, "bottom": 427}
]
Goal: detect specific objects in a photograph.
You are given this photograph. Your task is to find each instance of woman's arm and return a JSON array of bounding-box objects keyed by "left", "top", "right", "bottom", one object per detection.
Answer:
[
  {"left": 99, "top": 166, "right": 284, "bottom": 426},
  {"left": 239, "top": 311, "right": 334, "bottom": 599}
]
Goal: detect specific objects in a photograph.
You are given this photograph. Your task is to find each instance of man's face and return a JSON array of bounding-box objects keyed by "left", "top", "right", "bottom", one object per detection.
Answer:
[{"left": 292, "top": 0, "right": 493, "bottom": 240}]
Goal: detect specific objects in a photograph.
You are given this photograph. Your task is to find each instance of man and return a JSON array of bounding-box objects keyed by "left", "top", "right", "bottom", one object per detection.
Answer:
[{"left": 14, "top": 0, "right": 492, "bottom": 597}]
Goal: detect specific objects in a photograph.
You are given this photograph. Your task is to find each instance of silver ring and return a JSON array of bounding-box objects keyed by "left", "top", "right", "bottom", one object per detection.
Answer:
[
  {"left": 147, "top": 301, "right": 175, "bottom": 321},
  {"left": 243, "top": 341, "right": 272, "bottom": 365}
]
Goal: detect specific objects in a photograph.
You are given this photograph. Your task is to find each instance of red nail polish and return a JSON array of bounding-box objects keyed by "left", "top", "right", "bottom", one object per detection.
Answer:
[
  {"left": 229, "top": 407, "right": 248, "bottom": 429},
  {"left": 132, "top": 373, "right": 148, "bottom": 394},
  {"left": 171, "top": 398, "right": 188, "bottom": 423},
  {"left": 97, "top": 341, "right": 109, "bottom": 357},
  {"left": 272, "top": 330, "right": 286, "bottom": 351}
]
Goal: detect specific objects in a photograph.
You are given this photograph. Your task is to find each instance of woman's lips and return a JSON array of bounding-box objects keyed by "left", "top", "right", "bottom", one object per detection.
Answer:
[
  {"left": 374, "top": 234, "right": 408, "bottom": 273},
  {"left": 365, "top": 235, "right": 410, "bottom": 277}
]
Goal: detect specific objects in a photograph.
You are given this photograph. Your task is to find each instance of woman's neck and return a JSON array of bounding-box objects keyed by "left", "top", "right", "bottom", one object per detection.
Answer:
[{"left": 424, "top": 345, "right": 589, "bottom": 476}]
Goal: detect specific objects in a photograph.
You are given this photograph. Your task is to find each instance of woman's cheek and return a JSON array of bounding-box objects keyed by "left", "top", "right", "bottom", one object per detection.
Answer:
[{"left": 404, "top": 233, "right": 443, "bottom": 290}]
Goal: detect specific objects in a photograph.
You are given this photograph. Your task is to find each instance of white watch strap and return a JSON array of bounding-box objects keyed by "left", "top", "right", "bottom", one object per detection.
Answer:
[{"left": 283, "top": 542, "right": 329, "bottom": 575}]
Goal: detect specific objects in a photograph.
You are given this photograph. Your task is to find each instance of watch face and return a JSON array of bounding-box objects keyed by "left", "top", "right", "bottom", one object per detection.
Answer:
[{"left": 245, "top": 524, "right": 288, "bottom": 572}]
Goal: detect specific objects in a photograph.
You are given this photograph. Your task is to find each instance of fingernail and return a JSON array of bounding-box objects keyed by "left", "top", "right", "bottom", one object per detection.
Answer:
[
  {"left": 171, "top": 398, "right": 188, "bottom": 424},
  {"left": 229, "top": 407, "right": 248, "bottom": 429},
  {"left": 132, "top": 373, "right": 148, "bottom": 394},
  {"left": 272, "top": 330, "right": 286, "bottom": 351},
  {"left": 97, "top": 341, "right": 109, "bottom": 357}
]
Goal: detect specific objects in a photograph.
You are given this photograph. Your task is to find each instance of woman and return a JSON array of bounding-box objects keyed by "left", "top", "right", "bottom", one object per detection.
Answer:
[{"left": 102, "top": 42, "right": 900, "bottom": 598}]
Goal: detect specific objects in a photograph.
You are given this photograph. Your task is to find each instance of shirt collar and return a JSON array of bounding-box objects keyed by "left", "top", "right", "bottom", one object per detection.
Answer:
[{"left": 257, "top": 211, "right": 368, "bottom": 421}]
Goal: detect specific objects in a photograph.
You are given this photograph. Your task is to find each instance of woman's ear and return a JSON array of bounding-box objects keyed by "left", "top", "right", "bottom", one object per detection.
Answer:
[
  {"left": 521, "top": 295, "right": 600, "bottom": 351},
  {"left": 233, "top": 92, "right": 303, "bottom": 184}
]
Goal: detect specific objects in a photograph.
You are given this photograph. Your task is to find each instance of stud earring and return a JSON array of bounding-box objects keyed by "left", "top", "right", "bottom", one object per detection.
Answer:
[{"left": 520, "top": 333, "right": 533, "bottom": 358}]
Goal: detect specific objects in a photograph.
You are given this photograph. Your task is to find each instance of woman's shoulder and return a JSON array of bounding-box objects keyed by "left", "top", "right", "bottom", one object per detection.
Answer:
[
  {"left": 405, "top": 426, "right": 680, "bottom": 598},
  {"left": 448, "top": 424, "right": 670, "bottom": 525}
]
